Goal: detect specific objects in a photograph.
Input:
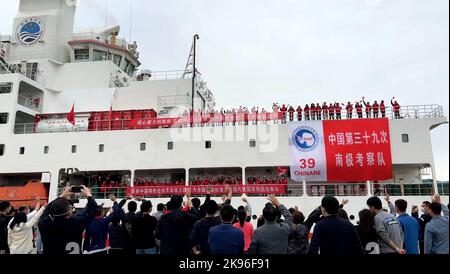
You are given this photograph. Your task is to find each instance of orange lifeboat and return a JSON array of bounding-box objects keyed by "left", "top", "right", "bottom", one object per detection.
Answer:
[{"left": 0, "top": 180, "right": 49, "bottom": 208}]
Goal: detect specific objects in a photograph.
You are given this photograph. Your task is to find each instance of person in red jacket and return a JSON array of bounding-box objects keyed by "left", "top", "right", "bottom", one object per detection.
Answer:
[
  {"left": 288, "top": 105, "right": 295, "bottom": 121},
  {"left": 316, "top": 103, "right": 322, "bottom": 120},
  {"left": 296, "top": 105, "right": 303, "bottom": 121},
  {"left": 355, "top": 102, "right": 363, "bottom": 119},
  {"left": 362, "top": 97, "right": 371, "bottom": 118},
  {"left": 391, "top": 97, "right": 401, "bottom": 119},
  {"left": 346, "top": 102, "right": 353, "bottom": 119},
  {"left": 380, "top": 100, "right": 386, "bottom": 118},
  {"left": 311, "top": 103, "right": 316, "bottom": 120},
  {"left": 372, "top": 101, "right": 380, "bottom": 118},
  {"left": 335, "top": 103, "right": 342, "bottom": 120},
  {"left": 304, "top": 104, "right": 310, "bottom": 121},
  {"left": 322, "top": 102, "right": 329, "bottom": 120},
  {"left": 328, "top": 103, "right": 335, "bottom": 120}
]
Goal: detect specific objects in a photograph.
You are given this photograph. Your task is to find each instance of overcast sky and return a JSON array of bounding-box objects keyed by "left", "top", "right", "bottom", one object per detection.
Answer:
[{"left": 1, "top": 0, "right": 449, "bottom": 180}]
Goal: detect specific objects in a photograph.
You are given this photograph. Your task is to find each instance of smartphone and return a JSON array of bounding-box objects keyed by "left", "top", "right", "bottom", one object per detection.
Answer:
[{"left": 71, "top": 186, "right": 83, "bottom": 193}]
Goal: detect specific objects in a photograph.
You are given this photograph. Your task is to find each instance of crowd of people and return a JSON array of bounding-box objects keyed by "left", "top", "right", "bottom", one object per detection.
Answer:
[
  {"left": 181, "top": 97, "right": 402, "bottom": 125},
  {"left": 0, "top": 184, "right": 448, "bottom": 255}
]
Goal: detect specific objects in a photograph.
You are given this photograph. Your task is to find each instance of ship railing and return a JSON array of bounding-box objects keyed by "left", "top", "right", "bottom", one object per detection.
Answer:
[
  {"left": 14, "top": 123, "right": 35, "bottom": 134},
  {"left": 148, "top": 70, "right": 187, "bottom": 81},
  {"left": 306, "top": 183, "right": 368, "bottom": 197},
  {"left": 371, "top": 183, "right": 449, "bottom": 196},
  {"left": 17, "top": 94, "right": 42, "bottom": 112}
]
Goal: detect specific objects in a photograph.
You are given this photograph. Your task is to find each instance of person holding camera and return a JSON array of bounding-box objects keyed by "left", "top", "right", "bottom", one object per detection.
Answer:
[{"left": 38, "top": 185, "right": 98, "bottom": 255}]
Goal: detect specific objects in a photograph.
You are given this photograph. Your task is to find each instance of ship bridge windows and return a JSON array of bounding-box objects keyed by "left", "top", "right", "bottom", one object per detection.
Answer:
[
  {"left": 112, "top": 54, "right": 122, "bottom": 67},
  {"left": 74, "top": 49, "right": 90, "bottom": 61},
  {"left": 120, "top": 58, "right": 130, "bottom": 72},
  {"left": 93, "top": 50, "right": 108, "bottom": 61},
  {"left": 0, "top": 113, "right": 8, "bottom": 124},
  {"left": 0, "top": 83, "right": 12, "bottom": 94}
]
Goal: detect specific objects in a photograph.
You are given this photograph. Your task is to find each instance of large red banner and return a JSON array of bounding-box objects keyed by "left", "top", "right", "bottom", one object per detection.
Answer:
[
  {"left": 323, "top": 118, "right": 393, "bottom": 181},
  {"left": 127, "top": 184, "right": 287, "bottom": 196}
]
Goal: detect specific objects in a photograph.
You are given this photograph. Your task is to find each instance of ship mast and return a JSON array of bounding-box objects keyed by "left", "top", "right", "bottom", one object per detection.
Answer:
[{"left": 183, "top": 34, "right": 200, "bottom": 112}]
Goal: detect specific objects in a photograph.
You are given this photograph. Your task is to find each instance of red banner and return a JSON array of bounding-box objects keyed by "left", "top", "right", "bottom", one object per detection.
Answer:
[
  {"left": 128, "top": 112, "right": 284, "bottom": 129},
  {"left": 323, "top": 118, "right": 393, "bottom": 181},
  {"left": 127, "top": 184, "right": 287, "bottom": 196}
]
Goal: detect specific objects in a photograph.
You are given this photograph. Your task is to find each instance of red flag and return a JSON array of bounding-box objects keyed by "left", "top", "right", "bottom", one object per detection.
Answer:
[
  {"left": 277, "top": 166, "right": 289, "bottom": 175},
  {"left": 67, "top": 104, "right": 75, "bottom": 125}
]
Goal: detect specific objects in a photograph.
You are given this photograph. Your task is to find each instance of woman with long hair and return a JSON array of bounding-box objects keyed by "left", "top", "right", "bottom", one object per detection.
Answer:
[
  {"left": 8, "top": 205, "right": 46, "bottom": 254},
  {"left": 356, "top": 209, "right": 379, "bottom": 254},
  {"left": 233, "top": 206, "right": 254, "bottom": 252}
]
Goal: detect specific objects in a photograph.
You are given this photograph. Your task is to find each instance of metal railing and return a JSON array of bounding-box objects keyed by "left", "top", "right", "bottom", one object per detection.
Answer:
[
  {"left": 371, "top": 184, "right": 436, "bottom": 196},
  {"left": 158, "top": 95, "right": 191, "bottom": 108},
  {"left": 307, "top": 184, "right": 368, "bottom": 197},
  {"left": 14, "top": 123, "right": 35, "bottom": 134},
  {"left": 17, "top": 94, "right": 42, "bottom": 112},
  {"left": 12, "top": 105, "right": 446, "bottom": 135},
  {"left": 148, "top": 70, "right": 187, "bottom": 81}
]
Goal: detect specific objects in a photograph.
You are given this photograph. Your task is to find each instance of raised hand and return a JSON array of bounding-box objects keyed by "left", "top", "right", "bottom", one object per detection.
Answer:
[
  {"left": 341, "top": 199, "right": 349, "bottom": 206},
  {"left": 80, "top": 185, "right": 92, "bottom": 198},
  {"left": 432, "top": 194, "right": 441, "bottom": 204},
  {"left": 267, "top": 195, "right": 281, "bottom": 207}
]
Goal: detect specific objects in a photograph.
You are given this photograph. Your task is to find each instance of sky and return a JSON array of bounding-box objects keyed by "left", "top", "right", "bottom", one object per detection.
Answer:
[{"left": 0, "top": 0, "right": 449, "bottom": 180}]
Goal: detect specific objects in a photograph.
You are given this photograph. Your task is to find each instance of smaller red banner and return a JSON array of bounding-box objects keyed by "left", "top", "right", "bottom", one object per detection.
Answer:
[{"left": 127, "top": 184, "right": 287, "bottom": 196}]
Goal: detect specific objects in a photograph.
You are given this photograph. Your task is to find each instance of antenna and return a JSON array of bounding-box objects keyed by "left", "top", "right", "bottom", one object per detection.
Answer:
[
  {"left": 105, "top": 0, "right": 109, "bottom": 30},
  {"left": 129, "top": 0, "right": 133, "bottom": 42}
]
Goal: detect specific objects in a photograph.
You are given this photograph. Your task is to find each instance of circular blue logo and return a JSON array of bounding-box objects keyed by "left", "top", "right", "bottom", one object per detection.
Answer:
[
  {"left": 293, "top": 126, "right": 319, "bottom": 152},
  {"left": 16, "top": 18, "right": 43, "bottom": 46}
]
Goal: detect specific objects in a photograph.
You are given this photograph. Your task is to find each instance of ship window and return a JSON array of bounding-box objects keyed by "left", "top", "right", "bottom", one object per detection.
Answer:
[
  {"left": 140, "top": 143, "right": 146, "bottom": 151},
  {"left": 168, "top": 142, "right": 174, "bottom": 150},
  {"left": 112, "top": 55, "right": 122, "bottom": 67},
  {"left": 74, "top": 49, "right": 90, "bottom": 61},
  {"left": 0, "top": 113, "right": 8, "bottom": 124},
  {"left": 44, "top": 146, "right": 49, "bottom": 154},
  {"left": 249, "top": 139, "right": 256, "bottom": 148},
  {"left": 205, "top": 141, "right": 212, "bottom": 149},
  {"left": 71, "top": 145, "right": 77, "bottom": 153},
  {"left": 19, "top": 147, "right": 25, "bottom": 155},
  {"left": 121, "top": 58, "right": 130, "bottom": 71},
  {"left": 402, "top": 134, "right": 409, "bottom": 143},
  {"left": 99, "top": 144, "right": 105, "bottom": 152},
  {"left": 0, "top": 145, "right": 4, "bottom": 156},
  {"left": 0, "top": 83, "right": 12, "bottom": 94},
  {"left": 93, "top": 50, "right": 107, "bottom": 61}
]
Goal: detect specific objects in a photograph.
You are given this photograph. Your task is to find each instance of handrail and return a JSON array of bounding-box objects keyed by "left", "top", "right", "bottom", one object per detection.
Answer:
[
  {"left": 17, "top": 94, "right": 42, "bottom": 112},
  {"left": 13, "top": 104, "right": 446, "bottom": 134}
]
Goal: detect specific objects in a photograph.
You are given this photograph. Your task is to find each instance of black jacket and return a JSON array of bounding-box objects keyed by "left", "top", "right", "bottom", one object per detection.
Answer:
[
  {"left": 308, "top": 215, "right": 364, "bottom": 255},
  {"left": 132, "top": 213, "right": 157, "bottom": 249},
  {"left": 156, "top": 209, "right": 199, "bottom": 255},
  {"left": 0, "top": 214, "right": 12, "bottom": 253},
  {"left": 189, "top": 216, "right": 221, "bottom": 254},
  {"left": 38, "top": 197, "right": 97, "bottom": 255}
]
